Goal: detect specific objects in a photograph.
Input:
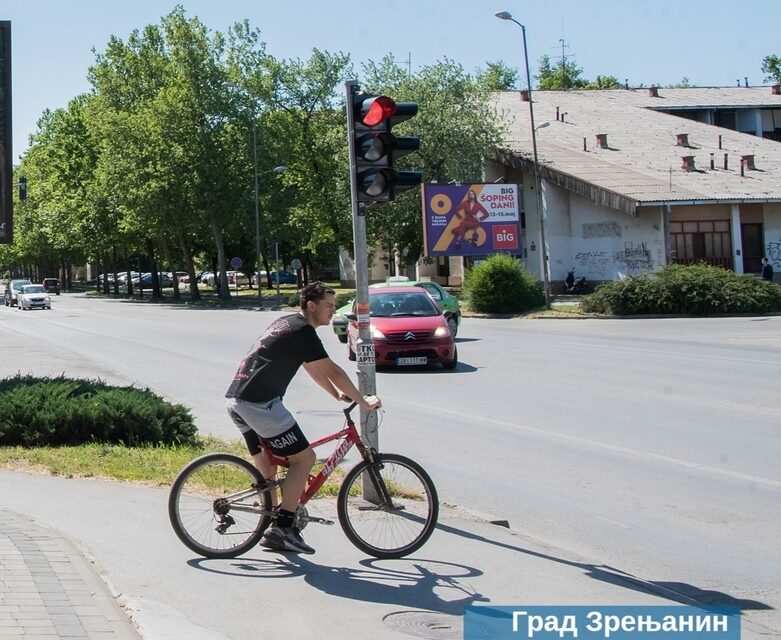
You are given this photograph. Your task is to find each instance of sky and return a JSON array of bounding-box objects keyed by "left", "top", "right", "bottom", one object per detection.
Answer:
[{"left": 4, "top": 0, "right": 780, "bottom": 161}]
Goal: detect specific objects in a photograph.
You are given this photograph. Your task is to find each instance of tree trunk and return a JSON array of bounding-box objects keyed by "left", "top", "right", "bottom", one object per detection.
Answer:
[
  {"left": 177, "top": 231, "right": 200, "bottom": 301},
  {"left": 147, "top": 239, "right": 161, "bottom": 299},
  {"left": 209, "top": 215, "right": 231, "bottom": 301},
  {"left": 111, "top": 246, "right": 120, "bottom": 295}
]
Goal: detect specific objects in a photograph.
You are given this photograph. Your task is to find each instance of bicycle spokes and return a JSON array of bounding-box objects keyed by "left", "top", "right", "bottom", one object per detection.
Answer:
[{"left": 337, "top": 454, "right": 439, "bottom": 559}]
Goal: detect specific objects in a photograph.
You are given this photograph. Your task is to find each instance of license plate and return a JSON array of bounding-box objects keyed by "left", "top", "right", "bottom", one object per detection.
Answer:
[{"left": 396, "top": 356, "right": 427, "bottom": 366}]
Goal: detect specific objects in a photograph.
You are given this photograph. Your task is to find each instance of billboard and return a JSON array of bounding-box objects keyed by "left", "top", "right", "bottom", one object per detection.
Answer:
[
  {"left": 422, "top": 183, "right": 521, "bottom": 257},
  {"left": 0, "top": 21, "right": 11, "bottom": 244}
]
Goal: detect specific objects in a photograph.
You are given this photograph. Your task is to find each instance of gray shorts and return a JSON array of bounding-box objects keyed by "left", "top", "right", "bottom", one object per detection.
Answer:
[{"left": 226, "top": 397, "right": 296, "bottom": 439}]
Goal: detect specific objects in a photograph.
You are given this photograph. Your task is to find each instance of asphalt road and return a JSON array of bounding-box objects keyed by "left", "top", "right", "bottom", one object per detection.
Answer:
[{"left": 1, "top": 293, "right": 780, "bottom": 635}]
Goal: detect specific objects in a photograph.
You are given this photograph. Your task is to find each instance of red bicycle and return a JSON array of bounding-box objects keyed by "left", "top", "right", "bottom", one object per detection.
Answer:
[{"left": 168, "top": 403, "right": 438, "bottom": 559}]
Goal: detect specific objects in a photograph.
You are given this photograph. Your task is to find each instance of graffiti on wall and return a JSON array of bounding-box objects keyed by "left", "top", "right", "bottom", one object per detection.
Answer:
[
  {"left": 582, "top": 222, "right": 622, "bottom": 239},
  {"left": 614, "top": 242, "right": 653, "bottom": 273},
  {"left": 767, "top": 240, "right": 781, "bottom": 267},
  {"left": 574, "top": 251, "right": 611, "bottom": 277}
]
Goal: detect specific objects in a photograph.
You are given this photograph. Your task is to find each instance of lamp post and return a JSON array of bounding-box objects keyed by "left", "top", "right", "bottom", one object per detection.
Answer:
[
  {"left": 225, "top": 83, "right": 286, "bottom": 301},
  {"left": 495, "top": 11, "right": 551, "bottom": 307},
  {"left": 258, "top": 165, "right": 286, "bottom": 295}
]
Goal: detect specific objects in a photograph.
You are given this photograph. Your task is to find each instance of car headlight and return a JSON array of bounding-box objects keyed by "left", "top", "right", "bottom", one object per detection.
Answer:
[
  {"left": 371, "top": 326, "right": 387, "bottom": 340},
  {"left": 434, "top": 326, "right": 450, "bottom": 338}
]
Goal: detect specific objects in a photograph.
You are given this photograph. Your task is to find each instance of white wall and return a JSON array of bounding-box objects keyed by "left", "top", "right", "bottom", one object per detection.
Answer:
[
  {"left": 544, "top": 182, "right": 664, "bottom": 282},
  {"left": 764, "top": 203, "right": 781, "bottom": 272}
]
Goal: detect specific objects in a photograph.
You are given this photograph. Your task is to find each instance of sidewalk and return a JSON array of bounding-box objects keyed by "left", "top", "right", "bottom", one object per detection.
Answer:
[
  {"left": 2, "top": 473, "right": 776, "bottom": 640},
  {"left": 0, "top": 510, "right": 140, "bottom": 639}
]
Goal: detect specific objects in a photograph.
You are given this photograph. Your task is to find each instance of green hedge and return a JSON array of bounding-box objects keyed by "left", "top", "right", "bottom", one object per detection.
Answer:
[
  {"left": 0, "top": 375, "right": 198, "bottom": 447},
  {"left": 463, "top": 253, "right": 545, "bottom": 313},
  {"left": 582, "top": 263, "right": 781, "bottom": 315}
]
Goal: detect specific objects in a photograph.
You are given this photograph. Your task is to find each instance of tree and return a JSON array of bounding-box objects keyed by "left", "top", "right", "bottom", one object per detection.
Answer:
[
  {"left": 761, "top": 54, "right": 781, "bottom": 84},
  {"left": 537, "top": 54, "right": 588, "bottom": 90},
  {"left": 475, "top": 61, "right": 518, "bottom": 91},
  {"left": 360, "top": 56, "right": 505, "bottom": 268},
  {"left": 587, "top": 75, "right": 622, "bottom": 89}
]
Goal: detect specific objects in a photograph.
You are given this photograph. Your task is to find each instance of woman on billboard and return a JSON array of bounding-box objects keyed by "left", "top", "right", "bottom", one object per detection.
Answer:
[{"left": 451, "top": 189, "right": 489, "bottom": 250}]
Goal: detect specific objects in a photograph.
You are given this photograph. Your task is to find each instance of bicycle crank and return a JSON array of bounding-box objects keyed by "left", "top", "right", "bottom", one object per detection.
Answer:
[{"left": 293, "top": 505, "right": 333, "bottom": 530}]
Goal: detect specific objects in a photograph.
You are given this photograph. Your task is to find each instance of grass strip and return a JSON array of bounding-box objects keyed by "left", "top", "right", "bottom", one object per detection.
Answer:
[{"left": 0, "top": 437, "right": 344, "bottom": 496}]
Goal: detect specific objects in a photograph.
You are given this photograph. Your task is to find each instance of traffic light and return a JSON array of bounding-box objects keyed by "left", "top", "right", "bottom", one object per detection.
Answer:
[
  {"left": 349, "top": 91, "right": 421, "bottom": 203},
  {"left": 18, "top": 177, "right": 27, "bottom": 201}
]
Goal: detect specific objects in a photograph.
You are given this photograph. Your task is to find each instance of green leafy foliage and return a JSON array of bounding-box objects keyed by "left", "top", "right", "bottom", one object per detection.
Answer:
[
  {"left": 761, "top": 54, "right": 781, "bottom": 84},
  {"left": 463, "top": 253, "right": 544, "bottom": 313},
  {"left": 582, "top": 263, "right": 781, "bottom": 315},
  {"left": 0, "top": 375, "right": 198, "bottom": 447}
]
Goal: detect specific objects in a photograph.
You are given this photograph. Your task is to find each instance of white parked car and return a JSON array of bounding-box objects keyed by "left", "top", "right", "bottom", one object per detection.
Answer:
[{"left": 18, "top": 284, "right": 52, "bottom": 310}]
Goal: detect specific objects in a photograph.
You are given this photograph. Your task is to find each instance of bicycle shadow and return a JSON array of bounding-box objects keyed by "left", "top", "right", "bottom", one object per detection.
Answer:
[
  {"left": 432, "top": 520, "right": 773, "bottom": 611},
  {"left": 188, "top": 555, "right": 488, "bottom": 615}
]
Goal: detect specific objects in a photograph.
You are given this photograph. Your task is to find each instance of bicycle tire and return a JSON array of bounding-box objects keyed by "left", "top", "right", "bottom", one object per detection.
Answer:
[
  {"left": 337, "top": 453, "right": 439, "bottom": 559},
  {"left": 168, "top": 453, "right": 273, "bottom": 559}
]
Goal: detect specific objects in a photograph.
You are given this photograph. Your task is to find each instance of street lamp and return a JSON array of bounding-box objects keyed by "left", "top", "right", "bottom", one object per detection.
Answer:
[
  {"left": 225, "top": 83, "right": 284, "bottom": 300},
  {"left": 495, "top": 11, "right": 551, "bottom": 307}
]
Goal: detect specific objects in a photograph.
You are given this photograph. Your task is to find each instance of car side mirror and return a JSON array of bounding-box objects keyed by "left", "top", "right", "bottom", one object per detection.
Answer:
[{"left": 345, "top": 312, "right": 357, "bottom": 321}]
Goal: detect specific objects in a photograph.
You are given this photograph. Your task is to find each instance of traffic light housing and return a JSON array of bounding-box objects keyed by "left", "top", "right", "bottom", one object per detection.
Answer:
[
  {"left": 350, "top": 92, "right": 421, "bottom": 203},
  {"left": 18, "top": 177, "right": 27, "bottom": 201},
  {"left": 1, "top": 21, "right": 11, "bottom": 244}
]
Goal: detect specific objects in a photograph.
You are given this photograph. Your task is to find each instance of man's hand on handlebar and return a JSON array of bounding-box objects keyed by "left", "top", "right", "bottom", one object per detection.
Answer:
[{"left": 363, "top": 395, "right": 382, "bottom": 411}]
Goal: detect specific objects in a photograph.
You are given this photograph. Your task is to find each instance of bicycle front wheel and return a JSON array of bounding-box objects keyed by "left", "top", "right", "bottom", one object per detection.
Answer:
[
  {"left": 168, "top": 453, "right": 272, "bottom": 559},
  {"left": 337, "top": 453, "right": 439, "bottom": 559}
]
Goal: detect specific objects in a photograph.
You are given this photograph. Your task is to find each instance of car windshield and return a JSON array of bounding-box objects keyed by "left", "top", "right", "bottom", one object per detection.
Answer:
[
  {"left": 369, "top": 292, "right": 438, "bottom": 317},
  {"left": 21, "top": 285, "right": 46, "bottom": 294}
]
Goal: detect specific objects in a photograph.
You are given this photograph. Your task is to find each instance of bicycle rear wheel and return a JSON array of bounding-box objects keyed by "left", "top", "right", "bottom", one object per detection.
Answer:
[
  {"left": 337, "top": 453, "right": 439, "bottom": 559},
  {"left": 168, "top": 453, "right": 272, "bottom": 559}
]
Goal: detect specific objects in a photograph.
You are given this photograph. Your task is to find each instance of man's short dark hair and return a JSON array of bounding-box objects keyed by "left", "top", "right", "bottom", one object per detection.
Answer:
[{"left": 300, "top": 282, "right": 335, "bottom": 309}]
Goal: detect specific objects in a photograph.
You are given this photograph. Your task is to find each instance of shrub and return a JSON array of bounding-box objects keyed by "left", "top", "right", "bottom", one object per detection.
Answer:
[
  {"left": 582, "top": 263, "right": 781, "bottom": 315},
  {"left": 463, "top": 253, "right": 544, "bottom": 313},
  {"left": 0, "top": 375, "right": 198, "bottom": 447}
]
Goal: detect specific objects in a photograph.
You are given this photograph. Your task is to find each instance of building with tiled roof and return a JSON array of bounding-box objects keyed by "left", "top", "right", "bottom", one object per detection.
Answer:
[{"left": 418, "top": 86, "right": 781, "bottom": 289}]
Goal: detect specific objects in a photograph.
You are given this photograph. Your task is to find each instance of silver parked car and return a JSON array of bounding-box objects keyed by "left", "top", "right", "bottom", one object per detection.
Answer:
[{"left": 4, "top": 279, "right": 32, "bottom": 307}]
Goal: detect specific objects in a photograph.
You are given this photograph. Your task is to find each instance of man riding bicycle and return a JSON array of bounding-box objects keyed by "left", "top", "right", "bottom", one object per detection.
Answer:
[{"left": 226, "top": 282, "right": 381, "bottom": 554}]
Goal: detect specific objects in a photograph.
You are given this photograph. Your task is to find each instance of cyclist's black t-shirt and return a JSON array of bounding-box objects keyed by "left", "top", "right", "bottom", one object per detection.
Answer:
[{"left": 226, "top": 313, "right": 328, "bottom": 402}]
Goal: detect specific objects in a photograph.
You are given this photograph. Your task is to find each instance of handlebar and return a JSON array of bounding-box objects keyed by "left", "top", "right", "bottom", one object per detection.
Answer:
[{"left": 343, "top": 402, "right": 358, "bottom": 419}]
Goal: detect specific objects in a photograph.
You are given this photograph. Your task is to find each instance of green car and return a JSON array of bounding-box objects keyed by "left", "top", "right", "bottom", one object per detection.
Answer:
[
  {"left": 332, "top": 279, "right": 462, "bottom": 342},
  {"left": 332, "top": 299, "right": 354, "bottom": 343}
]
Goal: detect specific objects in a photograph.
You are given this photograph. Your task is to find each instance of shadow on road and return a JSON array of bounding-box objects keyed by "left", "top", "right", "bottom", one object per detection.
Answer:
[
  {"left": 432, "top": 521, "right": 773, "bottom": 611},
  {"left": 187, "top": 556, "right": 488, "bottom": 616}
]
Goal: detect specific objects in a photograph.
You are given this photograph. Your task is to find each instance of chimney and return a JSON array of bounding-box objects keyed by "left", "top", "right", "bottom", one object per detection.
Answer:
[
  {"left": 675, "top": 133, "right": 690, "bottom": 147},
  {"left": 556, "top": 106, "right": 560, "bottom": 121},
  {"left": 744, "top": 77, "right": 749, "bottom": 88},
  {"left": 520, "top": 90, "right": 530, "bottom": 102},
  {"left": 648, "top": 86, "right": 659, "bottom": 97},
  {"left": 583, "top": 137, "right": 587, "bottom": 151},
  {"left": 596, "top": 133, "right": 609, "bottom": 148},
  {"left": 724, "top": 153, "right": 729, "bottom": 170},
  {"left": 772, "top": 84, "right": 781, "bottom": 95},
  {"left": 681, "top": 156, "right": 696, "bottom": 172},
  {"left": 741, "top": 154, "right": 755, "bottom": 171}
]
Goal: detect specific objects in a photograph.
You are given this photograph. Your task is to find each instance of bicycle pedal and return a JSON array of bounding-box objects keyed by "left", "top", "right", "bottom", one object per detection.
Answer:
[{"left": 303, "top": 516, "right": 334, "bottom": 526}]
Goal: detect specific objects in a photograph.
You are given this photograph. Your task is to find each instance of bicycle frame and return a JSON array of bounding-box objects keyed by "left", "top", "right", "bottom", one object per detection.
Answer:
[{"left": 262, "top": 402, "right": 373, "bottom": 505}]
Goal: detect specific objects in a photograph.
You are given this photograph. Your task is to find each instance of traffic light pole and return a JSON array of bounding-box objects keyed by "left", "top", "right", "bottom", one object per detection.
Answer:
[{"left": 345, "top": 81, "right": 379, "bottom": 451}]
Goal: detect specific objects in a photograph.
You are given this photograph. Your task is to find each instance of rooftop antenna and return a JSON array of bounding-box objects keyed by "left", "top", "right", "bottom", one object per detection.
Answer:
[
  {"left": 552, "top": 38, "right": 574, "bottom": 88},
  {"left": 405, "top": 52, "right": 412, "bottom": 78}
]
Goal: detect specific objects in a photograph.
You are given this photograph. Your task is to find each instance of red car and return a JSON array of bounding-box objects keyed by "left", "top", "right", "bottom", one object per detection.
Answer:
[{"left": 346, "top": 286, "right": 458, "bottom": 370}]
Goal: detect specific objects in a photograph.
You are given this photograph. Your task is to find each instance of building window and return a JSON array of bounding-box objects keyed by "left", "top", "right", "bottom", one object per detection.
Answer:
[{"left": 669, "top": 220, "right": 733, "bottom": 269}]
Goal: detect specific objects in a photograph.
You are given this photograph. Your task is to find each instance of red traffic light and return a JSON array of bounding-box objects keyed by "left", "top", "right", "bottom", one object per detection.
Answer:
[{"left": 360, "top": 96, "right": 397, "bottom": 126}]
